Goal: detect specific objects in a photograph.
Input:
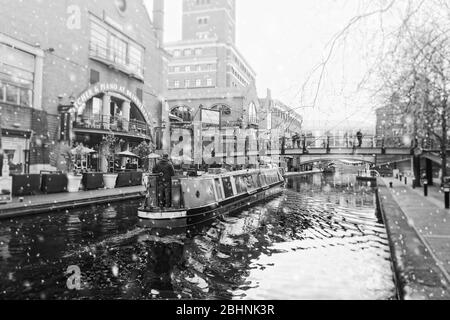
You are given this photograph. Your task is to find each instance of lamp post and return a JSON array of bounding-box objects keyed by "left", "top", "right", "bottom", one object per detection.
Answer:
[
  {"left": 58, "top": 96, "right": 75, "bottom": 145},
  {"left": 423, "top": 180, "right": 428, "bottom": 197},
  {"left": 444, "top": 187, "right": 450, "bottom": 209}
]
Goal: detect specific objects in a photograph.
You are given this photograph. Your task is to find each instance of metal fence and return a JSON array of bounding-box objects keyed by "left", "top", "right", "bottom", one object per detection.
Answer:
[{"left": 74, "top": 114, "right": 152, "bottom": 137}]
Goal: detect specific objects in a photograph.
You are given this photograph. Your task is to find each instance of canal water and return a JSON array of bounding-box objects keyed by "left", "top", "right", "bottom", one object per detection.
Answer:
[{"left": 0, "top": 173, "right": 396, "bottom": 300}]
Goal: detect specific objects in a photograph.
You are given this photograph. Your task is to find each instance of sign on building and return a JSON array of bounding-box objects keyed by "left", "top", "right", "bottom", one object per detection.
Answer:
[{"left": 201, "top": 109, "right": 220, "bottom": 126}]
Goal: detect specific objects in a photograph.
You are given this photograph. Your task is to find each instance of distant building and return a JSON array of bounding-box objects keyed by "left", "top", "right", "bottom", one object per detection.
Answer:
[
  {"left": 259, "top": 89, "right": 302, "bottom": 144},
  {"left": 0, "top": 0, "right": 166, "bottom": 173},
  {"left": 259, "top": 89, "right": 303, "bottom": 170},
  {"left": 375, "top": 104, "right": 406, "bottom": 147}
]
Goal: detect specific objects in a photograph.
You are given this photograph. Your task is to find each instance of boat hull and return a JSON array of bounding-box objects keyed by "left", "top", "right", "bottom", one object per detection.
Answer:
[{"left": 138, "top": 182, "right": 284, "bottom": 228}]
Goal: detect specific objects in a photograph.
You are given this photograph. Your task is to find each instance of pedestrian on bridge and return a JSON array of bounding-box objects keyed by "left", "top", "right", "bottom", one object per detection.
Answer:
[{"left": 357, "top": 130, "right": 363, "bottom": 148}]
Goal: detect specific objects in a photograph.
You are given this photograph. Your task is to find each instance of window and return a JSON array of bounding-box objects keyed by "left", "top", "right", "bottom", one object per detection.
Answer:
[
  {"left": 184, "top": 80, "right": 190, "bottom": 88},
  {"left": 197, "top": 17, "right": 209, "bottom": 25},
  {"left": 196, "top": 32, "right": 209, "bottom": 39},
  {"left": 90, "top": 18, "right": 144, "bottom": 77},
  {"left": 184, "top": 49, "right": 192, "bottom": 56},
  {"left": 90, "top": 69, "right": 100, "bottom": 84},
  {"left": 110, "top": 34, "right": 127, "bottom": 65},
  {"left": 195, "top": 48, "right": 202, "bottom": 56},
  {"left": 136, "top": 88, "right": 143, "bottom": 102},
  {"left": 185, "top": 66, "right": 191, "bottom": 72},
  {"left": 174, "top": 80, "right": 180, "bottom": 88},
  {"left": 115, "top": 0, "right": 127, "bottom": 13},
  {"left": 206, "top": 78, "right": 213, "bottom": 86},
  {"left": 173, "top": 50, "right": 181, "bottom": 57},
  {"left": 171, "top": 106, "right": 193, "bottom": 122},
  {"left": 129, "top": 44, "right": 143, "bottom": 76},
  {"left": 92, "top": 97, "right": 102, "bottom": 115},
  {"left": 211, "top": 104, "right": 232, "bottom": 116},
  {"left": 0, "top": 43, "right": 35, "bottom": 108},
  {"left": 174, "top": 66, "right": 180, "bottom": 73},
  {"left": 195, "top": 79, "right": 202, "bottom": 87},
  {"left": 90, "top": 21, "right": 108, "bottom": 59}
]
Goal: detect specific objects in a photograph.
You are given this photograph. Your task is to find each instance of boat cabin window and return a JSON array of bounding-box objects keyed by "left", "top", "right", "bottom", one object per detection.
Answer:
[
  {"left": 247, "top": 174, "right": 257, "bottom": 189},
  {"left": 259, "top": 173, "right": 267, "bottom": 186},
  {"left": 214, "top": 178, "right": 224, "bottom": 201},
  {"left": 235, "top": 175, "right": 248, "bottom": 194},
  {"left": 222, "top": 177, "right": 234, "bottom": 198},
  {"left": 251, "top": 174, "right": 260, "bottom": 188}
]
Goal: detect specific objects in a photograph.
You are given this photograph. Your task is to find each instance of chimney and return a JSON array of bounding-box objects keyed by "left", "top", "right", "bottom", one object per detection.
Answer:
[{"left": 153, "top": 0, "right": 164, "bottom": 46}]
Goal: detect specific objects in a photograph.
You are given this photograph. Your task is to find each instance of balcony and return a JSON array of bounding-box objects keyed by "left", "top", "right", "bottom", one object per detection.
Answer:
[{"left": 74, "top": 114, "right": 152, "bottom": 139}]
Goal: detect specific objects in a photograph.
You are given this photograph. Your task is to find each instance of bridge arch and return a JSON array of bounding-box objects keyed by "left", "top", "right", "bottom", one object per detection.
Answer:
[{"left": 298, "top": 154, "right": 376, "bottom": 166}]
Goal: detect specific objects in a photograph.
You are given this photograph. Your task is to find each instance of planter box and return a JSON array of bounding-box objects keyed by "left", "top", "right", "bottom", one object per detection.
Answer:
[
  {"left": 115, "top": 172, "right": 132, "bottom": 188},
  {"left": 41, "top": 174, "right": 68, "bottom": 194},
  {"left": 12, "top": 174, "right": 41, "bottom": 196},
  {"left": 82, "top": 173, "right": 104, "bottom": 190},
  {"left": 131, "top": 171, "right": 143, "bottom": 186}
]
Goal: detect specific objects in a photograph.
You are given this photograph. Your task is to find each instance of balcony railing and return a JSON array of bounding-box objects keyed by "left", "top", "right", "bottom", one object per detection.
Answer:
[{"left": 74, "top": 114, "right": 152, "bottom": 137}]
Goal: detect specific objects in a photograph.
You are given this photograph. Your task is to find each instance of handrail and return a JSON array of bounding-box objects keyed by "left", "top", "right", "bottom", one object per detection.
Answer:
[
  {"left": 74, "top": 114, "right": 152, "bottom": 136},
  {"left": 285, "top": 135, "right": 413, "bottom": 149}
]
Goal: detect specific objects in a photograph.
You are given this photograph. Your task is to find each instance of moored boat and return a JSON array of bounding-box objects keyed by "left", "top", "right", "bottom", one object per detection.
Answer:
[{"left": 138, "top": 168, "right": 285, "bottom": 228}]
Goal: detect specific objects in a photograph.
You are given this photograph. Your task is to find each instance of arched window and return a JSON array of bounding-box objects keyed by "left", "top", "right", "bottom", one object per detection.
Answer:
[
  {"left": 248, "top": 102, "right": 258, "bottom": 125},
  {"left": 211, "top": 104, "right": 232, "bottom": 116},
  {"left": 170, "top": 106, "right": 193, "bottom": 122}
]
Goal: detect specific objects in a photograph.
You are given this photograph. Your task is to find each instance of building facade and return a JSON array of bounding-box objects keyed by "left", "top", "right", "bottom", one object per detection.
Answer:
[
  {"left": 163, "top": 0, "right": 261, "bottom": 166},
  {"left": 0, "top": 0, "right": 166, "bottom": 173}
]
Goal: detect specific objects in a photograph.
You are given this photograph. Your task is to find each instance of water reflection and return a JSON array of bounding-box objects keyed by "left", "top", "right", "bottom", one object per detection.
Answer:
[{"left": 0, "top": 173, "right": 396, "bottom": 300}]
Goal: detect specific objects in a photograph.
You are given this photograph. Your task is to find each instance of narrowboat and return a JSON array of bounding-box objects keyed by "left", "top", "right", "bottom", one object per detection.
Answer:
[{"left": 138, "top": 168, "right": 285, "bottom": 228}]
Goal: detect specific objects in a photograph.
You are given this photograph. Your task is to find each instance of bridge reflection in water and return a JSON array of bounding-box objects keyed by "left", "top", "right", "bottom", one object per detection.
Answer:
[{"left": 0, "top": 173, "right": 396, "bottom": 300}]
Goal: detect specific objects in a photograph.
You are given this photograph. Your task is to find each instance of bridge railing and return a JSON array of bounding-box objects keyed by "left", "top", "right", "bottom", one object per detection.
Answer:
[{"left": 287, "top": 135, "right": 410, "bottom": 150}]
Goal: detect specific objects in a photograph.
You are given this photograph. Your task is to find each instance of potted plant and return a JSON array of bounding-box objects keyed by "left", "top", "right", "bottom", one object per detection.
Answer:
[
  {"left": 102, "top": 134, "right": 119, "bottom": 189},
  {"left": 60, "top": 143, "right": 83, "bottom": 193}
]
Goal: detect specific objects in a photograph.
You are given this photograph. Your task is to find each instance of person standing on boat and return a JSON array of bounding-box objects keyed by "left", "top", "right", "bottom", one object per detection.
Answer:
[{"left": 153, "top": 154, "right": 175, "bottom": 208}]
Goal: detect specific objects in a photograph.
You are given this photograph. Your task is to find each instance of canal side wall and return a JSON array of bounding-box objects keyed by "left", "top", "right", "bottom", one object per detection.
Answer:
[
  {"left": 376, "top": 179, "right": 450, "bottom": 300},
  {"left": 0, "top": 187, "right": 145, "bottom": 220}
]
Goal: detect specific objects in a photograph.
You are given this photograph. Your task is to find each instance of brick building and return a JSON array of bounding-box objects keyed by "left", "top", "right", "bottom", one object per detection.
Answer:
[
  {"left": 0, "top": 0, "right": 166, "bottom": 173},
  {"left": 163, "top": 0, "right": 262, "bottom": 166}
]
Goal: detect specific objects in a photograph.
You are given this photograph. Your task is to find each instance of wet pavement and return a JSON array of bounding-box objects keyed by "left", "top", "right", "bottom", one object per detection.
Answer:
[
  {"left": 0, "top": 172, "right": 396, "bottom": 300},
  {"left": 378, "top": 177, "right": 450, "bottom": 299}
]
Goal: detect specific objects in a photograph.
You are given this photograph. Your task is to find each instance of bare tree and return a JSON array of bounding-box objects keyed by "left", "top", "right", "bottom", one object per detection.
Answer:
[{"left": 378, "top": 23, "right": 450, "bottom": 185}]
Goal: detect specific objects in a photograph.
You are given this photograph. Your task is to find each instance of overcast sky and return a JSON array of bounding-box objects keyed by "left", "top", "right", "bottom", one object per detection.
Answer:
[{"left": 144, "top": 0, "right": 390, "bottom": 131}]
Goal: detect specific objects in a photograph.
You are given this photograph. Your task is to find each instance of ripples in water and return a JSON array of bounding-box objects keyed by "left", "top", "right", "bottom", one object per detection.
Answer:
[{"left": 0, "top": 173, "right": 396, "bottom": 300}]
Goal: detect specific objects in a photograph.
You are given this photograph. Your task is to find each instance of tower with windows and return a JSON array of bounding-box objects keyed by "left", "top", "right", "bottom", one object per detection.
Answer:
[{"left": 182, "top": 0, "right": 236, "bottom": 44}]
